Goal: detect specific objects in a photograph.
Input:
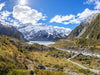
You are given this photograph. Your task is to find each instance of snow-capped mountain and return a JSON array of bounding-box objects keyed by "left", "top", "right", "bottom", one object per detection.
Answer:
[{"left": 18, "top": 23, "right": 71, "bottom": 41}]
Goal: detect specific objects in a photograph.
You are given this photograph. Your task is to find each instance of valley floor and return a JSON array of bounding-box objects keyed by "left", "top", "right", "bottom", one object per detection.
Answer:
[
  {"left": 50, "top": 46, "right": 100, "bottom": 74},
  {"left": 0, "top": 36, "right": 100, "bottom": 75}
]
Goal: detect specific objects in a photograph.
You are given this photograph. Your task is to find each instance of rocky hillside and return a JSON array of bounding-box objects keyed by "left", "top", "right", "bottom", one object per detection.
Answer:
[
  {"left": 68, "top": 13, "right": 99, "bottom": 39},
  {"left": 18, "top": 24, "right": 71, "bottom": 41},
  {"left": 0, "top": 21, "right": 26, "bottom": 41}
]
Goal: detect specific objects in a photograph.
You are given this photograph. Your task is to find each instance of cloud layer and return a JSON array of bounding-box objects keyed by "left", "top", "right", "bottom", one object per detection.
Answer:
[
  {"left": 50, "top": 15, "right": 75, "bottom": 24},
  {"left": 85, "top": 0, "right": 100, "bottom": 9},
  {"left": 50, "top": 8, "right": 100, "bottom": 25}
]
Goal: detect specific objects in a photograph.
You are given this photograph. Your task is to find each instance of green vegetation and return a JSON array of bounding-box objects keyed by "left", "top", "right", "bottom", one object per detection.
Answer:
[
  {"left": 52, "top": 38, "right": 100, "bottom": 52},
  {"left": 0, "top": 36, "right": 94, "bottom": 75},
  {"left": 82, "top": 14, "right": 100, "bottom": 40},
  {"left": 51, "top": 39, "right": 75, "bottom": 49},
  {"left": 34, "top": 69, "right": 67, "bottom": 75},
  {"left": 7, "top": 69, "right": 30, "bottom": 75},
  {"left": 71, "top": 55, "right": 100, "bottom": 70}
]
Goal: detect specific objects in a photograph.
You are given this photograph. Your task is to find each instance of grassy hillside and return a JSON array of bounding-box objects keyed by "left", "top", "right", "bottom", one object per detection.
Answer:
[
  {"left": 68, "top": 18, "right": 90, "bottom": 39},
  {"left": 52, "top": 38, "right": 100, "bottom": 52},
  {"left": 50, "top": 39, "right": 75, "bottom": 49},
  {"left": 68, "top": 14, "right": 100, "bottom": 40},
  {"left": 82, "top": 14, "right": 100, "bottom": 40},
  {"left": 0, "top": 36, "right": 93, "bottom": 75},
  {"left": 71, "top": 55, "right": 100, "bottom": 70}
]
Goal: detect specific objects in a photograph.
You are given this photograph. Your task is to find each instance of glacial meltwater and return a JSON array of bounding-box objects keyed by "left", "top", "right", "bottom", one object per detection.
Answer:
[{"left": 27, "top": 41, "right": 55, "bottom": 46}]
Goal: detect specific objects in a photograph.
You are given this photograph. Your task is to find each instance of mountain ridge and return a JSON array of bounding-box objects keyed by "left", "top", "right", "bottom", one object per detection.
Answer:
[{"left": 68, "top": 13, "right": 100, "bottom": 39}]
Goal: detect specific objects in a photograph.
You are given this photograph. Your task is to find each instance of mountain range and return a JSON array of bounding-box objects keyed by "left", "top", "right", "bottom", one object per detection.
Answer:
[
  {"left": 0, "top": 13, "right": 100, "bottom": 42},
  {"left": 18, "top": 24, "right": 71, "bottom": 41},
  {"left": 0, "top": 21, "right": 71, "bottom": 41}
]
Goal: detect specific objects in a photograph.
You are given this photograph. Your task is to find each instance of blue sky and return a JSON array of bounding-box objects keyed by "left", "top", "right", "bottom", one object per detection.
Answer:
[{"left": 0, "top": 0, "right": 100, "bottom": 30}]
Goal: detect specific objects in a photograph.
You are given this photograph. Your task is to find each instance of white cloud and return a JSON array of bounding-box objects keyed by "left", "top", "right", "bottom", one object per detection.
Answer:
[
  {"left": 0, "top": 4, "right": 46, "bottom": 26},
  {"left": 50, "top": 8, "right": 100, "bottom": 25},
  {"left": 68, "top": 19, "right": 81, "bottom": 24},
  {"left": 0, "top": 11, "right": 20, "bottom": 26},
  {"left": 7, "top": 18, "right": 21, "bottom": 26},
  {"left": 94, "top": 1, "right": 100, "bottom": 9},
  {"left": 77, "top": 8, "right": 92, "bottom": 20},
  {"left": 77, "top": 8, "right": 100, "bottom": 18},
  {"left": 85, "top": 0, "right": 95, "bottom": 4},
  {"left": 50, "top": 15, "right": 75, "bottom": 23},
  {"left": 0, "top": 2, "right": 5, "bottom": 11},
  {"left": 85, "top": 0, "right": 100, "bottom": 9},
  {"left": 0, "top": 11, "right": 11, "bottom": 26},
  {"left": 18, "top": 0, "right": 27, "bottom": 5},
  {"left": 0, "top": 3, "right": 15, "bottom": 26},
  {"left": 0, "top": 11, "right": 11, "bottom": 20},
  {"left": 0, "top": 9, "right": 20, "bottom": 26},
  {"left": 13, "top": 5, "right": 46, "bottom": 25}
]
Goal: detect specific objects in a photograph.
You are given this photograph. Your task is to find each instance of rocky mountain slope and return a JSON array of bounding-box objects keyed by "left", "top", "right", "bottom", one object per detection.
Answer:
[
  {"left": 0, "top": 21, "right": 26, "bottom": 41},
  {"left": 18, "top": 24, "right": 71, "bottom": 41},
  {"left": 68, "top": 13, "right": 100, "bottom": 39}
]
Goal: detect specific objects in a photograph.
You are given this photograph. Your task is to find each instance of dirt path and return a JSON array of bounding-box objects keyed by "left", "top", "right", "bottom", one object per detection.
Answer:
[{"left": 56, "top": 47, "right": 100, "bottom": 74}]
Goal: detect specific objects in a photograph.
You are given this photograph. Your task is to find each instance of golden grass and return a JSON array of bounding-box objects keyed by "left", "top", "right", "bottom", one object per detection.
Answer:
[
  {"left": 71, "top": 57, "right": 100, "bottom": 70},
  {"left": 27, "top": 51, "right": 92, "bottom": 74},
  {"left": 96, "top": 46, "right": 100, "bottom": 49}
]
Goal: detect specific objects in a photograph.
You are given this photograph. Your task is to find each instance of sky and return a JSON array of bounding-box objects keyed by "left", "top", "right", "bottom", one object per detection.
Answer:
[{"left": 0, "top": 0, "right": 100, "bottom": 30}]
